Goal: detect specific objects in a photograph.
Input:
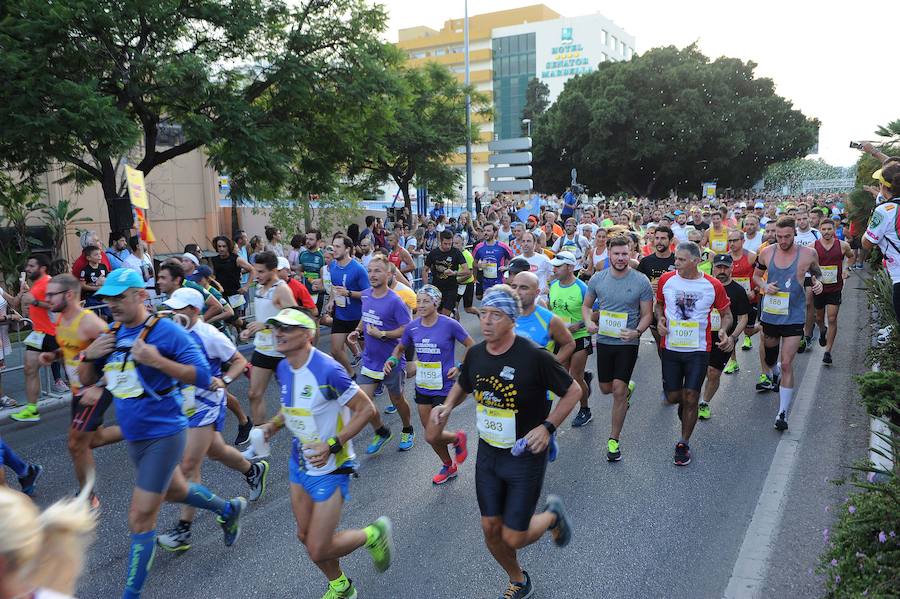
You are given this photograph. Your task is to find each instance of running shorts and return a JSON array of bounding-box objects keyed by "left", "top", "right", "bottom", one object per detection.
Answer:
[
  {"left": 475, "top": 440, "right": 547, "bottom": 532},
  {"left": 250, "top": 351, "right": 282, "bottom": 371},
  {"left": 331, "top": 318, "right": 360, "bottom": 335},
  {"left": 761, "top": 322, "right": 804, "bottom": 338},
  {"left": 70, "top": 388, "right": 114, "bottom": 433},
  {"left": 126, "top": 430, "right": 187, "bottom": 494},
  {"left": 414, "top": 392, "right": 445, "bottom": 406},
  {"left": 661, "top": 349, "right": 709, "bottom": 393},
  {"left": 289, "top": 452, "right": 351, "bottom": 502},
  {"left": 357, "top": 365, "right": 404, "bottom": 395},
  {"left": 813, "top": 291, "right": 842, "bottom": 309},
  {"left": 595, "top": 343, "right": 639, "bottom": 384}
]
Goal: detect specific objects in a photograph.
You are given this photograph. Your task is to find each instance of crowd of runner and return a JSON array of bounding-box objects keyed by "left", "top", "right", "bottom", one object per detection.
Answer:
[{"left": 2, "top": 165, "right": 897, "bottom": 599}]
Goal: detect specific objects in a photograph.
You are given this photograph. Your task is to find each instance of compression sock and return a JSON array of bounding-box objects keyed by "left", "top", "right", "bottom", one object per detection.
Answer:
[
  {"left": 778, "top": 386, "right": 794, "bottom": 416},
  {"left": 123, "top": 530, "right": 157, "bottom": 599},
  {"left": 0, "top": 440, "right": 30, "bottom": 477},
  {"left": 182, "top": 482, "right": 229, "bottom": 517}
]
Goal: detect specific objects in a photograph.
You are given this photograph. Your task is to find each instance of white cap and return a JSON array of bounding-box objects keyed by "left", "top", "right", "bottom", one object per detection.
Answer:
[
  {"left": 162, "top": 287, "right": 205, "bottom": 310},
  {"left": 181, "top": 253, "right": 200, "bottom": 266},
  {"left": 276, "top": 256, "right": 291, "bottom": 271},
  {"left": 550, "top": 251, "right": 577, "bottom": 267}
]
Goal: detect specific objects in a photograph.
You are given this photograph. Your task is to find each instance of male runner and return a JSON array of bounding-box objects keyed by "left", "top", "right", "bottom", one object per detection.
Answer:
[
  {"left": 473, "top": 223, "right": 514, "bottom": 294},
  {"left": 453, "top": 234, "right": 478, "bottom": 317},
  {"left": 637, "top": 226, "right": 677, "bottom": 401},
  {"left": 743, "top": 214, "right": 763, "bottom": 253},
  {"left": 703, "top": 211, "right": 729, "bottom": 254},
  {"left": 583, "top": 236, "right": 653, "bottom": 461},
  {"left": 327, "top": 235, "right": 370, "bottom": 375},
  {"left": 386, "top": 231, "right": 416, "bottom": 276},
  {"left": 699, "top": 254, "right": 750, "bottom": 420},
  {"left": 510, "top": 271, "right": 575, "bottom": 360},
  {"left": 348, "top": 255, "right": 414, "bottom": 455},
  {"left": 656, "top": 242, "right": 733, "bottom": 466},
  {"left": 722, "top": 228, "right": 757, "bottom": 369},
  {"left": 753, "top": 217, "right": 823, "bottom": 430},
  {"left": 548, "top": 251, "right": 593, "bottom": 427},
  {"left": 385, "top": 285, "right": 474, "bottom": 484},
  {"left": 520, "top": 231, "right": 553, "bottom": 300},
  {"left": 156, "top": 288, "right": 269, "bottom": 553},
  {"left": 423, "top": 231, "right": 469, "bottom": 316},
  {"left": 78, "top": 269, "right": 246, "bottom": 599},
  {"left": 430, "top": 285, "right": 580, "bottom": 599},
  {"left": 258, "top": 308, "right": 392, "bottom": 599},
  {"left": 813, "top": 218, "right": 852, "bottom": 365},
  {"left": 794, "top": 210, "right": 821, "bottom": 353},
  {"left": 298, "top": 229, "right": 328, "bottom": 319},
  {"left": 551, "top": 218, "right": 590, "bottom": 261}
]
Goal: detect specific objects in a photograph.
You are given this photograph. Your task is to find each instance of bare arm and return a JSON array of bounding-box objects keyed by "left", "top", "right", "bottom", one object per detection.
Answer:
[
  {"left": 549, "top": 315, "right": 576, "bottom": 366},
  {"left": 400, "top": 248, "right": 415, "bottom": 274},
  {"left": 274, "top": 282, "right": 299, "bottom": 308}
]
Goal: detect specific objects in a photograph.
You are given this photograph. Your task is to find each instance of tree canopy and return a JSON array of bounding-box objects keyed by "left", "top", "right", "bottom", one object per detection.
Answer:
[
  {"left": 762, "top": 158, "right": 846, "bottom": 193},
  {"left": 532, "top": 45, "right": 819, "bottom": 197},
  {"left": 521, "top": 78, "right": 550, "bottom": 133}
]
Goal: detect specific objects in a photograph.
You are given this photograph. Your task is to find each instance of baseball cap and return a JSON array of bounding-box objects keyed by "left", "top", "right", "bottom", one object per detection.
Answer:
[
  {"left": 162, "top": 287, "right": 205, "bottom": 310},
  {"left": 673, "top": 210, "right": 684, "bottom": 216},
  {"left": 754, "top": 201, "right": 765, "bottom": 209},
  {"left": 266, "top": 308, "right": 317, "bottom": 330},
  {"left": 738, "top": 202, "right": 747, "bottom": 208},
  {"left": 181, "top": 253, "right": 200, "bottom": 266},
  {"left": 507, "top": 257, "right": 531, "bottom": 276},
  {"left": 94, "top": 268, "right": 145, "bottom": 297},
  {"left": 276, "top": 256, "right": 291, "bottom": 271},
  {"left": 550, "top": 251, "right": 577, "bottom": 267},
  {"left": 188, "top": 265, "right": 213, "bottom": 282},
  {"left": 712, "top": 253, "right": 734, "bottom": 267}
]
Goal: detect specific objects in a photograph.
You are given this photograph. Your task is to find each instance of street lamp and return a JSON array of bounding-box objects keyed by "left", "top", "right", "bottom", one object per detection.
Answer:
[
  {"left": 464, "top": 0, "right": 473, "bottom": 214},
  {"left": 522, "top": 118, "right": 532, "bottom": 137}
]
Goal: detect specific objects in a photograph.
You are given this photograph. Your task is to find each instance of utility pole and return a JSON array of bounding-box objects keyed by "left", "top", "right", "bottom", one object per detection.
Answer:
[{"left": 464, "top": 0, "right": 473, "bottom": 214}]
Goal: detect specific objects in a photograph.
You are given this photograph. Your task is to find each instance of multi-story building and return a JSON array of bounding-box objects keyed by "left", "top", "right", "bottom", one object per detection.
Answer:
[{"left": 396, "top": 4, "right": 635, "bottom": 198}]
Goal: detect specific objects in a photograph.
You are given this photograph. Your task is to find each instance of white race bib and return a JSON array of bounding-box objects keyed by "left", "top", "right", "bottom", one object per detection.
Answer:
[
  {"left": 228, "top": 294, "right": 246, "bottom": 308},
  {"left": 64, "top": 358, "right": 81, "bottom": 389},
  {"left": 763, "top": 292, "right": 790, "bottom": 316},
  {"left": 415, "top": 361, "right": 443, "bottom": 390},
  {"left": 457, "top": 284, "right": 466, "bottom": 295},
  {"left": 712, "top": 239, "right": 727, "bottom": 252},
  {"left": 597, "top": 310, "right": 628, "bottom": 338},
  {"left": 668, "top": 320, "right": 700, "bottom": 348},
  {"left": 483, "top": 263, "right": 498, "bottom": 279},
  {"left": 476, "top": 404, "right": 516, "bottom": 449},
  {"left": 820, "top": 265, "right": 838, "bottom": 285},
  {"left": 734, "top": 277, "right": 751, "bottom": 294},
  {"left": 181, "top": 385, "right": 196, "bottom": 416},
  {"left": 282, "top": 406, "right": 319, "bottom": 444},
  {"left": 254, "top": 328, "right": 275, "bottom": 352},
  {"left": 334, "top": 294, "right": 347, "bottom": 308},
  {"left": 710, "top": 309, "right": 722, "bottom": 332},
  {"left": 360, "top": 365, "right": 385, "bottom": 381},
  {"left": 24, "top": 331, "right": 45, "bottom": 350},
  {"left": 104, "top": 360, "right": 143, "bottom": 399}
]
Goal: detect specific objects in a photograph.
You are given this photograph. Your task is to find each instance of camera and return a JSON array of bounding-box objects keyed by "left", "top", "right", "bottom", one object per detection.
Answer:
[{"left": 849, "top": 141, "right": 864, "bottom": 150}]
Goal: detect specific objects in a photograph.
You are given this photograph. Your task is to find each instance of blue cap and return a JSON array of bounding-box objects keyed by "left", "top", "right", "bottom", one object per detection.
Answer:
[
  {"left": 94, "top": 268, "right": 145, "bottom": 297},
  {"left": 189, "top": 265, "right": 213, "bottom": 282},
  {"left": 673, "top": 210, "right": 684, "bottom": 216}
]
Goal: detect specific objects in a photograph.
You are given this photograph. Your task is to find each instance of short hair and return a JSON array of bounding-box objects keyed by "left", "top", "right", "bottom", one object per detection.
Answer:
[
  {"left": 483, "top": 222, "right": 495, "bottom": 232},
  {"left": 264, "top": 226, "right": 279, "bottom": 242},
  {"left": 290, "top": 234, "right": 304, "bottom": 249},
  {"left": 368, "top": 254, "right": 390, "bottom": 269},
  {"left": 128, "top": 235, "right": 140, "bottom": 252},
  {"left": 158, "top": 261, "right": 184, "bottom": 283},
  {"left": 213, "top": 235, "right": 234, "bottom": 253},
  {"left": 608, "top": 235, "right": 630, "bottom": 249},
  {"left": 305, "top": 229, "right": 321, "bottom": 241},
  {"left": 254, "top": 251, "right": 278, "bottom": 270},
  {"left": 50, "top": 273, "right": 80, "bottom": 295},
  {"left": 655, "top": 225, "right": 674, "bottom": 240},
  {"left": 818, "top": 217, "right": 834, "bottom": 228},
  {"left": 439, "top": 230, "right": 453, "bottom": 241},
  {"left": 676, "top": 241, "right": 702, "bottom": 260},
  {"left": 79, "top": 230, "right": 97, "bottom": 249},
  {"left": 332, "top": 234, "right": 353, "bottom": 250},
  {"left": 109, "top": 230, "right": 127, "bottom": 245},
  {"left": 810, "top": 207, "right": 824, "bottom": 217},
  {"left": 82, "top": 245, "right": 100, "bottom": 257},
  {"left": 365, "top": 215, "right": 376, "bottom": 227},
  {"left": 184, "top": 243, "right": 200, "bottom": 255},
  {"left": 776, "top": 216, "right": 796, "bottom": 230},
  {"left": 29, "top": 254, "right": 50, "bottom": 271}
]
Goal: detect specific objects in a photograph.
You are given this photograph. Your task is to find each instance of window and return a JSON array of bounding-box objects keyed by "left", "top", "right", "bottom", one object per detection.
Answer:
[
  {"left": 434, "top": 48, "right": 446, "bottom": 56},
  {"left": 609, "top": 35, "right": 617, "bottom": 48},
  {"left": 600, "top": 30, "right": 607, "bottom": 45},
  {"left": 625, "top": 47, "right": 633, "bottom": 60},
  {"left": 619, "top": 40, "right": 625, "bottom": 55}
]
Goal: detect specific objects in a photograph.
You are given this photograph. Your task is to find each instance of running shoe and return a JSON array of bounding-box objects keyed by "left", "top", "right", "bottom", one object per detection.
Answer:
[
  {"left": 52, "top": 379, "right": 69, "bottom": 394},
  {"left": 673, "top": 442, "right": 691, "bottom": 466},
  {"left": 499, "top": 571, "right": 533, "bottom": 599},
  {"left": 775, "top": 411, "right": 788, "bottom": 431},
  {"left": 234, "top": 416, "right": 253, "bottom": 446},
  {"left": 246, "top": 460, "right": 270, "bottom": 502},
  {"left": 217, "top": 497, "right": 247, "bottom": 547},
  {"left": 544, "top": 494, "right": 572, "bottom": 547},
  {"left": 322, "top": 580, "right": 358, "bottom": 599},
  {"left": 755, "top": 374, "right": 776, "bottom": 392},
  {"left": 571, "top": 407, "right": 592, "bottom": 427},
  {"left": 626, "top": 380, "right": 636, "bottom": 407},
  {"left": 157, "top": 522, "right": 192, "bottom": 552},
  {"left": 741, "top": 336, "right": 753, "bottom": 351},
  {"left": 797, "top": 337, "right": 807, "bottom": 354},
  {"left": 698, "top": 402, "right": 711, "bottom": 420},
  {"left": 241, "top": 445, "right": 260, "bottom": 461},
  {"left": 18, "top": 464, "right": 43, "bottom": 496},
  {"left": 398, "top": 430, "right": 415, "bottom": 451},
  {"left": 365, "top": 516, "right": 393, "bottom": 573},
  {"left": 819, "top": 326, "right": 827, "bottom": 347},
  {"left": 823, "top": 351, "right": 833, "bottom": 365},
  {"left": 10, "top": 404, "right": 39, "bottom": 422},
  {"left": 432, "top": 462, "right": 458, "bottom": 485},
  {"left": 366, "top": 432, "right": 393, "bottom": 455},
  {"left": 453, "top": 430, "right": 468, "bottom": 464},
  {"left": 350, "top": 354, "right": 362, "bottom": 369},
  {"left": 383, "top": 404, "right": 397, "bottom": 415},
  {"left": 584, "top": 371, "right": 594, "bottom": 400},
  {"left": 607, "top": 438, "right": 622, "bottom": 462},
  {"left": 0, "top": 395, "right": 18, "bottom": 408},
  {"left": 723, "top": 359, "right": 739, "bottom": 374}
]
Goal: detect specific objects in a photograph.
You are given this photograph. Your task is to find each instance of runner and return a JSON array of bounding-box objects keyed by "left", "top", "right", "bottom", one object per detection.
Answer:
[
  {"left": 298, "top": 229, "right": 328, "bottom": 321},
  {"left": 722, "top": 228, "right": 757, "bottom": 371},
  {"left": 702, "top": 211, "right": 729, "bottom": 254},
  {"left": 384, "top": 285, "right": 474, "bottom": 484},
  {"left": 813, "top": 218, "right": 852, "bottom": 365},
  {"left": 656, "top": 242, "right": 733, "bottom": 466},
  {"left": 862, "top": 163, "right": 900, "bottom": 318},
  {"left": 44, "top": 274, "right": 120, "bottom": 507},
  {"left": 637, "top": 226, "right": 676, "bottom": 402},
  {"left": 78, "top": 269, "right": 247, "bottom": 599},
  {"left": 794, "top": 210, "right": 822, "bottom": 353},
  {"left": 277, "top": 257, "right": 317, "bottom": 314},
  {"left": 583, "top": 236, "right": 653, "bottom": 461},
  {"left": 324, "top": 235, "right": 370, "bottom": 377},
  {"left": 551, "top": 217, "right": 590, "bottom": 261},
  {"left": 548, "top": 251, "right": 593, "bottom": 427},
  {"left": 519, "top": 230, "right": 553, "bottom": 302},
  {"left": 239, "top": 251, "right": 297, "bottom": 433},
  {"left": 753, "top": 217, "right": 823, "bottom": 430},
  {"left": 430, "top": 285, "right": 580, "bottom": 599},
  {"left": 743, "top": 214, "right": 763, "bottom": 253},
  {"left": 155, "top": 288, "right": 269, "bottom": 552},
  {"left": 473, "top": 223, "right": 514, "bottom": 295},
  {"left": 699, "top": 254, "right": 750, "bottom": 420},
  {"left": 453, "top": 234, "right": 478, "bottom": 317},
  {"left": 256, "top": 308, "right": 392, "bottom": 599},
  {"left": 348, "top": 255, "right": 415, "bottom": 455},
  {"left": 510, "top": 271, "right": 575, "bottom": 359},
  {"left": 582, "top": 227, "right": 609, "bottom": 278},
  {"left": 386, "top": 231, "right": 416, "bottom": 277},
  {"left": 0, "top": 437, "right": 43, "bottom": 496},
  {"left": 10, "top": 254, "right": 64, "bottom": 423},
  {"left": 423, "top": 231, "right": 469, "bottom": 316}
]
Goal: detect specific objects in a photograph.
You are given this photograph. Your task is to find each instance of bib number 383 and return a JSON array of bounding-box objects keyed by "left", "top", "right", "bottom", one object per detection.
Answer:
[{"left": 476, "top": 404, "right": 516, "bottom": 449}]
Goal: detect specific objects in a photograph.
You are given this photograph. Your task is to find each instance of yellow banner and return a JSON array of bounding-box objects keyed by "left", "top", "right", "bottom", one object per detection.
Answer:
[{"left": 125, "top": 165, "right": 149, "bottom": 209}]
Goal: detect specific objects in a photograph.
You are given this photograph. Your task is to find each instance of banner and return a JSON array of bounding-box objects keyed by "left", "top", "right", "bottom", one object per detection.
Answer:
[
  {"left": 702, "top": 182, "right": 717, "bottom": 200},
  {"left": 125, "top": 166, "right": 149, "bottom": 209}
]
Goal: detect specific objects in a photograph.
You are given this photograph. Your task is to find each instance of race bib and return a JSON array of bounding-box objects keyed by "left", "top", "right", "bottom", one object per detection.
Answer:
[
  {"left": 712, "top": 239, "right": 727, "bottom": 252},
  {"left": 282, "top": 406, "right": 319, "bottom": 444},
  {"left": 710, "top": 309, "right": 722, "bottom": 332},
  {"left": 228, "top": 294, "right": 245, "bottom": 308},
  {"left": 484, "top": 263, "right": 498, "bottom": 279},
  {"left": 457, "top": 284, "right": 466, "bottom": 295},
  {"left": 820, "top": 265, "right": 838, "bottom": 285},
  {"left": 181, "top": 385, "right": 196, "bottom": 416},
  {"left": 476, "top": 404, "right": 516, "bottom": 449},
  {"left": 104, "top": 360, "right": 143, "bottom": 399},
  {"left": 734, "top": 277, "right": 752, "bottom": 294},
  {"left": 598, "top": 310, "right": 628, "bottom": 338},
  {"left": 334, "top": 294, "right": 347, "bottom": 308},
  {"left": 763, "top": 292, "right": 790, "bottom": 316},
  {"left": 668, "top": 319, "right": 700, "bottom": 348},
  {"left": 24, "top": 331, "right": 45, "bottom": 350},
  {"left": 360, "top": 365, "right": 385, "bottom": 381},
  {"left": 415, "top": 361, "right": 443, "bottom": 390},
  {"left": 64, "top": 358, "right": 81, "bottom": 389},
  {"left": 254, "top": 328, "right": 275, "bottom": 352}
]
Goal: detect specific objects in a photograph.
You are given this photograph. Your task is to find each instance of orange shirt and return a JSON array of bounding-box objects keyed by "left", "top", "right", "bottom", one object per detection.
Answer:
[{"left": 29, "top": 274, "right": 56, "bottom": 335}]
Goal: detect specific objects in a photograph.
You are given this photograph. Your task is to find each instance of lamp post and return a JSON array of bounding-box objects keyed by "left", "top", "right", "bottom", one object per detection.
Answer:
[
  {"left": 464, "top": 0, "right": 473, "bottom": 214},
  {"left": 522, "top": 118, "right": 532, "bottom": 137}
]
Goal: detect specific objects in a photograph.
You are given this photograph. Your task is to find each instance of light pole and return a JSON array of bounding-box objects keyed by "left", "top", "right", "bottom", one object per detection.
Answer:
[
  {"left": 522, "top": 118, "right": 531, "bottom": 137},
  {"left": 464, "top": 0, "right": 473, "bottom": 214}
]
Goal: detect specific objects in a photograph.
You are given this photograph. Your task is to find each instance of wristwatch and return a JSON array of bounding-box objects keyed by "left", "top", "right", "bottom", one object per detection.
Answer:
[
  {"left": 222, "top": 375, "right": 233, "bottom": 386},
  {"left": 542, "top": 420, "right": 557, "bottom": 434},
  {"left": 327, "top": 436, "right": 343, "bottom": 454}
]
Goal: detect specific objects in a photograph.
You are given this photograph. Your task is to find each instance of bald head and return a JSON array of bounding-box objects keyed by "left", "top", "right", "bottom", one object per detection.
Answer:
[{"left": 510, "top": 271, "right": 540, "bottom": 310}]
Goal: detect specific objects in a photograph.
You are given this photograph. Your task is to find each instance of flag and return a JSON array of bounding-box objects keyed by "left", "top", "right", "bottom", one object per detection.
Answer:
[
  {"left": 134, "top": 206, "right": 156, "bottom": 244},
  {"left": 515, "top": 194, "right": 541, "bottom": 223}
]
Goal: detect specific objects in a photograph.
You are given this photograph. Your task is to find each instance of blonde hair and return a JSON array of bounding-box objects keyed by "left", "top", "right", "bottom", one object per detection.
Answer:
[{"left": 0, "top": 473, "right": 97, "bottom": 595}]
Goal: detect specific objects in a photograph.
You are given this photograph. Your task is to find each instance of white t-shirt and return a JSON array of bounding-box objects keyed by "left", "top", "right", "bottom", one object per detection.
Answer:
[
  {"left": 498, "top": 227, "right": 513, "bottom": 245},
  {"left": 743, "top": 232, "right": 763, "bottom": 254},
  {"left": 795, "top": 228, "right": 821, "bottom": 248},
  {"left": 671, "top": 223, "right": 690, "bottom": 243},
  {"left": 577, "top": 223, "right": 599, "bottom": 239},
  {"left": 523, "top": 252, "right": 553, "bottom": 293},
  {"left": 123, "top": 253, "right": 143, "bottom": 275},
  {"left": 865, "top": 202, "right": 900, "bottom": 283},
  {"left": 552, "top": 234, "right": 590, "bottom": 260}
]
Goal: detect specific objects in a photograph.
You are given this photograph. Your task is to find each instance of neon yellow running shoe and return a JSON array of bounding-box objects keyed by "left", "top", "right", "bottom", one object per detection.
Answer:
[
  {"left": 698, "top": 402, "right": 711, "bottom": 420},
  {"left": 365, "top": 517, "right": 393, "bottom": 573},
  {"left": 321, "top": 580, "right": 357, "bottom": 599},
  {"left": 723, "top": 359, "right": 739, "bottom": 374}
]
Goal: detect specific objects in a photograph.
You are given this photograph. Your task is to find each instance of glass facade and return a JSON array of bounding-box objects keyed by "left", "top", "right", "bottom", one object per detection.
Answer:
[{"left": 492, "top": 33, "right": 536, "bottom": 140}]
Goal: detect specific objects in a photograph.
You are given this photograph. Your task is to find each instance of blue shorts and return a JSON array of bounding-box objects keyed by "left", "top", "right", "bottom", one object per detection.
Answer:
[
  {"left": 289, "top": 450, "right": 351, "bottom": 503},
  {"left": 126, "top": 431, "right": 187, "bottom": 494},
  {"left": 188, "top": 402, "right": 226, "bottom": 432}
]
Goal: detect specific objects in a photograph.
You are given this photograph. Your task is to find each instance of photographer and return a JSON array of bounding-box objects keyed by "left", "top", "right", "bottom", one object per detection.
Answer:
[{"left": 862, "top": 162, "right": 900, "bottom": 320}]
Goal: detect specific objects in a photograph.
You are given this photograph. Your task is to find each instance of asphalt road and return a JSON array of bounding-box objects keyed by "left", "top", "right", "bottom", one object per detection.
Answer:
[{"left": 0, "top": 274, "right": 871, "bottom": 599}]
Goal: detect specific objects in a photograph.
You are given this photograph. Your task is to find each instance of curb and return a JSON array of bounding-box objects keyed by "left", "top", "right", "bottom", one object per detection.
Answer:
[{"left": 0, "top": 391, "right": 72, "bottom": 424}]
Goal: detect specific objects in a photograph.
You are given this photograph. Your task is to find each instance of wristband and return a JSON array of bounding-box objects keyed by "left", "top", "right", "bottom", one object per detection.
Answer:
[
  {"left": 456, "top": 362, "right": 463, "bottom": 371},
  {"left": 222, "top": 375, "right": 233, "bottom": 385},
  {"left": 327, "top": 436, "right": 343, "bottom": 454},
  {"left": 542, "top": 420, "right": 556, "bottom": 435},
  {"left": 387, "top": 356, "right": 400, "bottom": 366},
  {"left": 79, "top": 351, "right": 95, "bottom": 363}
]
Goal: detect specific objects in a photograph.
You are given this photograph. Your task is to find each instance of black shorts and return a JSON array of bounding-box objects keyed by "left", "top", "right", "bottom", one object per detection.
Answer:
[
  {"left": 251, "top": 351, "right": 283, "bottom": 370},
  {"left": 414, "top": 392, "right": 445, "bottom": 406},
  {"left": 746, "top": 304, "right": 758, "bottom": 327},
  {"left": 437, "top": 286, "right": 458, "bottom": 312},
  {"left": 813, "top": 291, "right": 842, "bottom": 309},
  {"left": 24, "top": 332, "right": 58, "bottom": 353},
  {"left": 314, "top": 292, "right": 326, "bottom": 316},
  {"left": 761, "top": 322, "right": 804, "bottom": 338},
  {"left": 661, "top": 349, "right": 708, "bottom": 393},
  {"left": 708, "top": 346, "right": 730, "bottom": 372},
  {"left": 572, "top": 336, "right": 593, "bottom": 355},
  {"left": 595, "top": 343, "right": 639, "bottom": 383},
  {"left": 804, "top": 277, "right": 812, "bottom": 288},
  {"left": 475, "top": 441, "right": 547, "bottom": 532},
  {"left": 404, "top": 343, "right": 415, "bottom": 362},
  {"left": 849, "top": 237, "right": 861, "bottom": 250},
  {"left": 331, "top": 318, "right": 360, "bottom": 335},
  {"left": 70, "top": 388, "right": 114, "bottom": 433},
  {"left": 457, "top": 282, "right": 475, "bottom": 309}
]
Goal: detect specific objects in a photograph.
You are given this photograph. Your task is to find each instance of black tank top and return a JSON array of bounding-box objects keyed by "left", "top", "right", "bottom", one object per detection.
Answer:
[{"left": 211, "top": 253, "right": 241, "bottom": 296}]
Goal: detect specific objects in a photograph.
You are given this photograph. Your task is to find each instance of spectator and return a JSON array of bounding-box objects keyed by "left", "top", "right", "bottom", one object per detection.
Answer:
[
  {"left": 105, "top": 231, "right": 131, "bottom": 270},
  {"left": 71, "top": 231, "right": 111, "bottom": 277},
  {"left": 263, "top": 226, "right": 284, "bottom": 257}
]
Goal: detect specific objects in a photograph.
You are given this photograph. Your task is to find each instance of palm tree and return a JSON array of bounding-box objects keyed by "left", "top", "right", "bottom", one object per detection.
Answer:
[{"left": 40, "top": 199, "right": 92, "bottom": 261}]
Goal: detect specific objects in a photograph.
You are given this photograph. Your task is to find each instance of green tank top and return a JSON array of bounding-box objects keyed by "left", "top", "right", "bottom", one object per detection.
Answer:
[{"left": 549, "top": 278, "right": 589, "bottom": 340}]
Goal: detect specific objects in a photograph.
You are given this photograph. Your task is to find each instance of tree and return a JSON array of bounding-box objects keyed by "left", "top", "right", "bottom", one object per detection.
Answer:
[
  {"left": 762, "top": 158, "right": 846, "bottom": 193},
  {"left": 532, "top": 45, "right": 819, "bottom": 197},
  {"left": 521, "top": 78, "right": 550, "bottom": 134},
  {"left": 0, "top": 0, "right": 395, "bottom": 224},
  {"left": 360, "top": 62, "right": 487, "bottom": 214},
  {"left": 40, "top": 199, "right": 92, "bottom": 262}
]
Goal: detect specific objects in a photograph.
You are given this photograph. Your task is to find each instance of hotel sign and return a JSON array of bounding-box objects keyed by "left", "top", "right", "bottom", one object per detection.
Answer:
[{"left": 541, "top": 27, "right": 593, "bottom": 79}]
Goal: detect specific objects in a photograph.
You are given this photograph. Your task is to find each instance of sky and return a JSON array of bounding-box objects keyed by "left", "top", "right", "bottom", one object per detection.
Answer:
[{"left": 382, "top": 0, "right": 899, "bottom": 167}]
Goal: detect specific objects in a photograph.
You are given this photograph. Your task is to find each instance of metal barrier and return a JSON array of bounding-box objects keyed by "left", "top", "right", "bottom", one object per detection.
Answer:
[{"left": 0, "top": 317, "right": 68, "bottom": 405}]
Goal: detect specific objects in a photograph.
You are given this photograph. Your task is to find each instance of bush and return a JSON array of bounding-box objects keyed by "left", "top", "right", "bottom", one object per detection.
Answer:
[{"left": 855, "top": 371, "right": 900, "bottom": 419}]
